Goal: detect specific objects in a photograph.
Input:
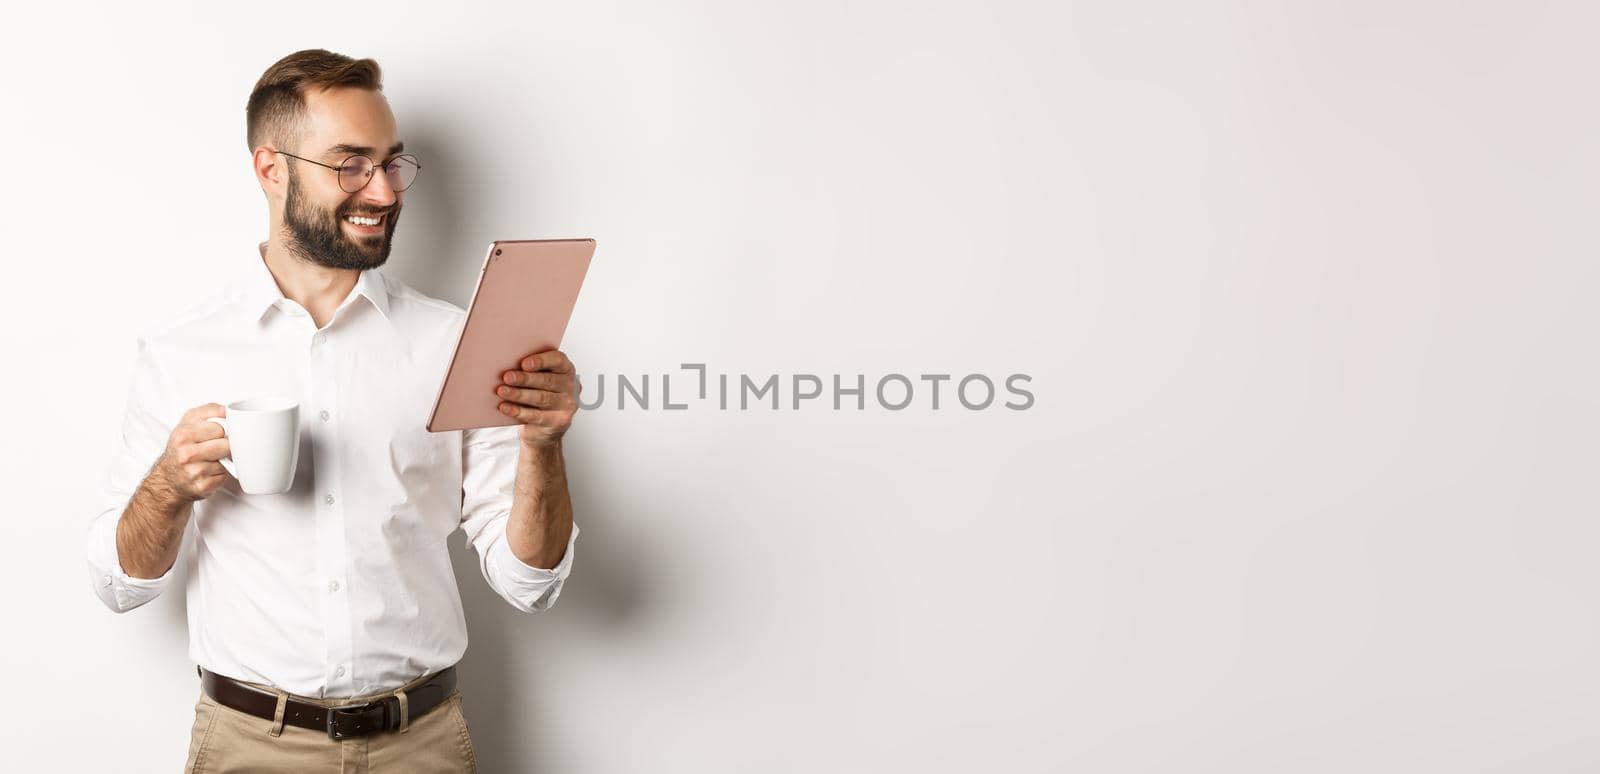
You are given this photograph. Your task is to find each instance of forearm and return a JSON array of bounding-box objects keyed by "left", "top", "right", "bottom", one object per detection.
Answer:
[
  {"left": 116, "top": 469, "right": 193, "bottom": 579},
  {"left": 505, "top": 441, "right": 574, "bottom": 570}
]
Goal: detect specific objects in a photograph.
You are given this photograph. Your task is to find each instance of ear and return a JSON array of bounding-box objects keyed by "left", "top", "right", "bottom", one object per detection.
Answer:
[{"left": 252, "top": 147, "right": 285, "bottom": 194}]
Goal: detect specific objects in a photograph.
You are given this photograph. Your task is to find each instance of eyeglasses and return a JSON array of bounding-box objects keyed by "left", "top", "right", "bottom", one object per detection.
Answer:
[{"left": 275, "top": 150, "right": 422, "bottom": 193}]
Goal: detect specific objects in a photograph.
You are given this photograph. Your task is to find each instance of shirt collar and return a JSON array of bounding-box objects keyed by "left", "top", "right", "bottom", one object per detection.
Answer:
[{"left": 237, "top": 241, "right": 392, "bottom": 328}]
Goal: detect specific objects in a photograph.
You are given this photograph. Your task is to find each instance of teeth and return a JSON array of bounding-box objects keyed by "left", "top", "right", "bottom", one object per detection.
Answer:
[{"left": 345, "top": 215, "right": 381, "bottom": 226}]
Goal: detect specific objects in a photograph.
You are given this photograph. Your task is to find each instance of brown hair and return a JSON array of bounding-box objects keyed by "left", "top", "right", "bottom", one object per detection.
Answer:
[{"left": 246, "top": 49, "right": 383, "bottom": 152}]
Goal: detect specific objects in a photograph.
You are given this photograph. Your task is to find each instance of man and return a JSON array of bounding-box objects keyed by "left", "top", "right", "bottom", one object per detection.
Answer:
[{"left": 82, "top": 49, "right": 580, "bottom": 772}]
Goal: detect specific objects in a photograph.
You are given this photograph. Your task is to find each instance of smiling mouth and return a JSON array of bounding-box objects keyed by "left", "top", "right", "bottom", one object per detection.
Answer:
[{"left": 343, "top": 212, "right": 386, "bottom": 228}]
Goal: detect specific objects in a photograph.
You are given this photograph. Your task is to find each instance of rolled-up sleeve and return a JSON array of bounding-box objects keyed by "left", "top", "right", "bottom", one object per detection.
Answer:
[
  {"left": 85, "top": 335, "right": 178, "bottom": 613},
  {"left": 459, "top": 424, "right": 578, "bottom": 614}
]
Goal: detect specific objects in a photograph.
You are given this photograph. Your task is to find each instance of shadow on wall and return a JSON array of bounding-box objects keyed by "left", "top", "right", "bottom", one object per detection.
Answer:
[
  {"left": 396, "top": 115, "right": 659, "bottom": 770},
  {"left": 382, "top": 115, "right": 475, "bottom": 303},
  {"left": 447, "top": 441, "right": 655, "bottom": 772}
]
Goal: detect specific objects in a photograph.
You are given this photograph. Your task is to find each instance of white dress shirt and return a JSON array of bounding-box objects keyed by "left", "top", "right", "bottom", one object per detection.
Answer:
[{"left": 84, "top": 242, "right": 579, "bottom": 698}]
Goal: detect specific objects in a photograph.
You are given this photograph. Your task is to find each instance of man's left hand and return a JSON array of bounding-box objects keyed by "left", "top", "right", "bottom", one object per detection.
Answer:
[{"left": 497, "top": 349, "right": 579, "bottom": 448}]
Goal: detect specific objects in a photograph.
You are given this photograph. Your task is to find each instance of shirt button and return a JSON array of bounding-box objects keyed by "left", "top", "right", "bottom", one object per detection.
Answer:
[
  {"left": 323, "top": 494, "right": 335, "bottom": 506},
  {"left": 334, "top": 665, "right": 346, "bottom": 678},
  {"left": 313, "top": 333, "right": 325, "bottom": 346},
  {"left": 328, "top": 580, "right": 341, "bottom": 593},
  {"left": 102, "top": 575, "right": 112, "bottom": 587},
  {"left": 319, "top": 410, "right": 331, "bottom": 422}
]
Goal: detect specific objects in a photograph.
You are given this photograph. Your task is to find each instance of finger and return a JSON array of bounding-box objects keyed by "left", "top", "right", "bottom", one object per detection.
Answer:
[
  {"left": 192, "top": 437, "right": 231, "bottom": 461},
  {"left": 176, "top": 437, "right": 227, "bottom": 463},
  {"left": 186, "top": 403, "right": 227, "bottom": 421},
  {"left": 502, "top": 370, "right": 573, "bottom": 393},
  {"left": 179, "top": 411, "right": 227, "bottom": 444},
  {"left": 185, "top": 460, "right": 227, "bottom": 478},
  {"left": 183, "top": 425, "right": 230, "bottom": 450},
  {"left": 498, "top": 402, "right": 571, "bottom": 426},
  {"left": 495, "top": 385, "right": 570, "bottom": 410},
  {"left": 520, "top": 350, "right": 574, "bottom": 374}
]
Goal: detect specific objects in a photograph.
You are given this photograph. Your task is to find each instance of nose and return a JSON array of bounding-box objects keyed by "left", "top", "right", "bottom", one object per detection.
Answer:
[{"left": 353, "top": 167, "right": 398, "bottom": 208}]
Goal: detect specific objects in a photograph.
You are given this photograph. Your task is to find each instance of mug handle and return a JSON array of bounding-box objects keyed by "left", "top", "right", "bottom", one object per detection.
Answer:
[{"left": 202, "top": 416, "right": 239, "bottom": 479}]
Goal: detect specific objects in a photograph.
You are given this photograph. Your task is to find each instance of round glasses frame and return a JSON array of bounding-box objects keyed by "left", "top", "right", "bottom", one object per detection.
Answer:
[{"left": 274, "top": 150, "right": 422, "bottom": 193}]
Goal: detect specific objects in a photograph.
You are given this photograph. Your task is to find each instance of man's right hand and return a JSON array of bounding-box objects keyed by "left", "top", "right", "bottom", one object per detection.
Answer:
[{"left": 150, "top": 403, "right": 235, "bottom": 503}]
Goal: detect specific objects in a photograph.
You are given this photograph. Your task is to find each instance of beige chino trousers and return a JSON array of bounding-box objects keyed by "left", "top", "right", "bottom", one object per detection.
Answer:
[{"left": 183, "top": 669, "right": 477, "bottom": 773}]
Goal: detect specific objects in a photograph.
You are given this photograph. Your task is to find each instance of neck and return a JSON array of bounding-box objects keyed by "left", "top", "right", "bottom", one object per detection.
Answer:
[{"left": 259, "top": 237, "right": 359, "bottom": 329}]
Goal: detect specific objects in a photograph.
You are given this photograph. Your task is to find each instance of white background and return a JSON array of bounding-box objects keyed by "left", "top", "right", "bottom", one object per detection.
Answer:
[{"left": 2, "top": 1, "right": 1597, "bottom": 771}]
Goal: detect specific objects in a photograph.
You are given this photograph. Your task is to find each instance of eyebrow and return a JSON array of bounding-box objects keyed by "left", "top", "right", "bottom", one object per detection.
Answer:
[{"left": 323, "top": 141, "right": 405, "bottom": 159}]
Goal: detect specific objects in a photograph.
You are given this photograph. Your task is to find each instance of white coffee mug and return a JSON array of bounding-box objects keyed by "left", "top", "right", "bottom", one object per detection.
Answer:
[{"left": 203, "top": 397, "right": 301, "bottom": 495}]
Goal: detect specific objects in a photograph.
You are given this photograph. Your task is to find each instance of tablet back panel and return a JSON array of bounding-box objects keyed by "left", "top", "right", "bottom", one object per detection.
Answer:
[{"left": 427, "top": 238, "right": 596, "bottom": 432}]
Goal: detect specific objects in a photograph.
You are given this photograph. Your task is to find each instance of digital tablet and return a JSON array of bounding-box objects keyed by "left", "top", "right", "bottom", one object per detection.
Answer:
[{"left": 426, "top": 238, "right": 596, "bottom": 433}]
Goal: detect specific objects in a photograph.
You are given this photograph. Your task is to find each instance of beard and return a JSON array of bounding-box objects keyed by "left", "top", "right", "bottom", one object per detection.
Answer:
[{"left": 281, "top": 165, "right": 401, "bottom": 271}]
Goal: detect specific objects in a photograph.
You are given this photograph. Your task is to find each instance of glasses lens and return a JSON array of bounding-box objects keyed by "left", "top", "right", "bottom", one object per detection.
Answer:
[
  {"left": 337, "top": 156, "right": 375, "bottom": 193},
  {"left": 383, "top": 155, "right": 420, "bottom": 192}
]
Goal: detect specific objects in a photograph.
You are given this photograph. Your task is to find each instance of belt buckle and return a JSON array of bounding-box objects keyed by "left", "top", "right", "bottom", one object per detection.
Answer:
[{"left": 326, "top": 701, "right": 384, "bottom": 741}]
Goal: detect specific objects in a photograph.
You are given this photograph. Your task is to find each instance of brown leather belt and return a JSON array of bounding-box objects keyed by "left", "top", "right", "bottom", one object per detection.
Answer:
[{"left": 198, "top": 665, "right": 457, "bottom": 740}]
